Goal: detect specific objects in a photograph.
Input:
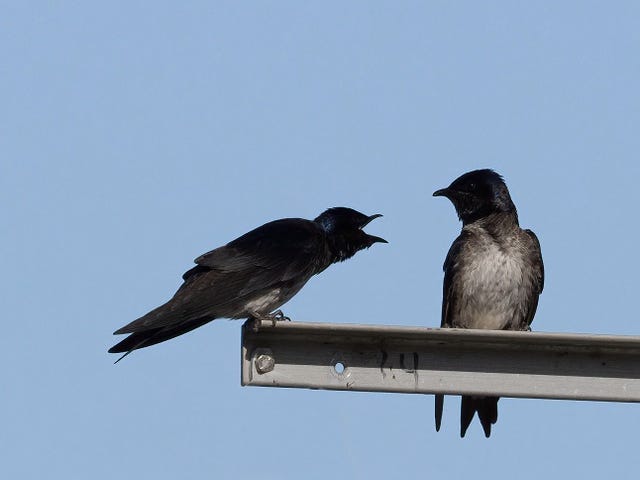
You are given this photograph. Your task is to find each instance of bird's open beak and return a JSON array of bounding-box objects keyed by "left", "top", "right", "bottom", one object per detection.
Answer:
[
  {"left": 362, "top": 214, "right": 386, "bottom": 243},
  {"left": 362, "top": 213, "right": 383, "bottom": 228},
  {"left": 366, "top": 234, "right": 388, "bottom": 244},
  {"left": 433, "top": 188, "right": 450, "bottom": 198}
]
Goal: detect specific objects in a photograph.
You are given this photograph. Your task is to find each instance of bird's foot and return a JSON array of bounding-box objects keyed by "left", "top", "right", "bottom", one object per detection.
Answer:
[
  {"left": 271, "top": 310, "right": 291, "bottom": 323},
  {"left": 249, "top": 310, "right": 291, "bottom": 330}
]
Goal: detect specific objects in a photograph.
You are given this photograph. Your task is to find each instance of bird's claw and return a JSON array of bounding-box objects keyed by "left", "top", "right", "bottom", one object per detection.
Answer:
[
  {"left": 250, "top": 310, "right": 291, "bottom": 330},
  {"left": 266, "top": 310, "right": 291, "bottom": 326},
  {"left": 272, "top": 310, "right": 291, "bottom": 322}
]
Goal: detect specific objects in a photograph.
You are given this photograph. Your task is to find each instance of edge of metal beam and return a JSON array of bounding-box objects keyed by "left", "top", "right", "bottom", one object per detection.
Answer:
[{"left": 241, "top": 320, "right": 640, "bottom": 402}]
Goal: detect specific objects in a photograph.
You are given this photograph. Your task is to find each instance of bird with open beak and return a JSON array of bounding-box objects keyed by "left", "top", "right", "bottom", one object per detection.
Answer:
[{"left": 110, "top": 207, "right": 386, "bottom": 362}]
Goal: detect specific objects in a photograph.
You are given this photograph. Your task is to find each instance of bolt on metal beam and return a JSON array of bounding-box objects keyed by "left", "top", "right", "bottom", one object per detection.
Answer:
[{"left": 241, "top": 320, "right": 640, "bottom": 402}]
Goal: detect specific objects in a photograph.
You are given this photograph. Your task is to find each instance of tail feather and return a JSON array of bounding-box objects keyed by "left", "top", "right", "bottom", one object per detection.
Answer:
[
  {"left": 113, "top": 301, "right": 180, "bottom": 335},
  {"left": 460, "top": 396, "right": 476, "bottom": 437},
  {"left": 108, "top": 316, "right": 214, "bottom": 360},
  {"left": 477, "top": 396, "right": 499, "bottom": 437},
  {"left": 435, "top": 394, "right": 444, "bottom": 432},
  {"left": 460, "top": 396, "right": 499, "bottom": 438}
]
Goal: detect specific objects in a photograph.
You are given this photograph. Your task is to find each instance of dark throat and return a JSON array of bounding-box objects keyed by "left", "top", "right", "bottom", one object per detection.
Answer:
[{"left": 326, "top": 234, "right": 365, "bottom": 263}]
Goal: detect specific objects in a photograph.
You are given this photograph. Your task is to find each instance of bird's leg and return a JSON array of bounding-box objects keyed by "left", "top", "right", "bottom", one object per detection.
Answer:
[
  {"left": 248, "top": 312, "right": 268, "bottom": 331},
  {"left": 249, "top": 316, "right": 262, "bottom": 332}
]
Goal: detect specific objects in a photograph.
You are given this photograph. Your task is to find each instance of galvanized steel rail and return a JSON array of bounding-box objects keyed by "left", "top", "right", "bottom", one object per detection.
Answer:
[{"left": 241, "top": 320, "right": 640, "bottom": 402}]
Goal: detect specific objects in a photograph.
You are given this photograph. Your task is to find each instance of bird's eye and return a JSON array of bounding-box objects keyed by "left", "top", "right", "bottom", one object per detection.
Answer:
[{"left": 468, "top": 182, "right": 477, "bottom": 191}]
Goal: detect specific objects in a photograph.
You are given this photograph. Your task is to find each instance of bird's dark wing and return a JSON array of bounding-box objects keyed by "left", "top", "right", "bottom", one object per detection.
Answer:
[
  {"left": 522, "top": 229, "right": 544, "bottom": 328},
  {"left": 186, "top": 218, "right": 327, "bottom": 292},
  {"left": 440, "top": 232, "right": 468, "bottom": 328},
  {"left": 435, "top": 232, "right": 468, "bottom": 431},
  {"left": 114, "top": 219, "right": 327, "bottom": 335},
  {"left": 525, "top": 229, "right": 544, "bottom": 295}
]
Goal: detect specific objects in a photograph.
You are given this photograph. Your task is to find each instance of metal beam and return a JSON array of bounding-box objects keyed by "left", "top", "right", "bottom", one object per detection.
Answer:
[{"left": 241, "top": 320, "right": 640, "bottom": 402}]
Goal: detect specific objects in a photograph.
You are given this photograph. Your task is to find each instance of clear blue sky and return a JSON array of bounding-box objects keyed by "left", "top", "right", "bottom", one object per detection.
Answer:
[{"left": 3, "top": 2, "right": 640, "bottom": 479}]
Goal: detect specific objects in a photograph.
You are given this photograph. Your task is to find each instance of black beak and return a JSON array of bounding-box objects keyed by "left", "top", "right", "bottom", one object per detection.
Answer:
[
  {"left": 360, "top": 214, "right": 386, "bottom": 244},
  {"left": 433, "top": 188, "right": 450, "bottom": 198},
  {"left": 366, "top": 234, "right": 388, "bottom": 244},
  {"left": 362, "top": 213, "right": 383, "bottom": 227}
]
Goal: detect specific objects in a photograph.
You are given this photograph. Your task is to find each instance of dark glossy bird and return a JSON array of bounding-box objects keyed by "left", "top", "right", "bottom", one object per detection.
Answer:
[
  {"left": 433, "top": 169, "right": 544, "bottom": 437},
  {"left": 109, "top": 207, "right": 386, "bottom": 362}
]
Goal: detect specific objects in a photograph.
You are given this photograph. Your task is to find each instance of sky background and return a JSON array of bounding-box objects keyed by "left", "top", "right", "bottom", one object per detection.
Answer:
[{"left": 3, "top": 1, "right": 640, "bottom": 478}]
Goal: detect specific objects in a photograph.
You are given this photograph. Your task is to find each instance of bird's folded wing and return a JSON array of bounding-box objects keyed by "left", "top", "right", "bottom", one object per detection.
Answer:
[
  {"left": 115, "top": 220, "right": 326, "bottom": 334},
  {"left": 189, "top": 219, "right": 326, "bottom": 292},
  {"left": 524, "top": 229, "right": 544, "bottom": 294},
  {"left": 523, "top": 229, "right": 544, "bottom": 328}
]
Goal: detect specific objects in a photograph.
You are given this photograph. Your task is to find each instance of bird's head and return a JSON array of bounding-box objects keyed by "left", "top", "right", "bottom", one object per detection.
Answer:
[
  {"left": 314, "top": 207, "right": 387, "bottom": 262},
  {"left": 433, "top": 169, "right": 516, "bottom": 224}
]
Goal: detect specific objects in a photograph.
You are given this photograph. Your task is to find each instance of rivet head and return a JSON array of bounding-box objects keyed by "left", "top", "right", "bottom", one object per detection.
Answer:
[{"left": 255, "top": 354, "right": 275, "bottom": 374}]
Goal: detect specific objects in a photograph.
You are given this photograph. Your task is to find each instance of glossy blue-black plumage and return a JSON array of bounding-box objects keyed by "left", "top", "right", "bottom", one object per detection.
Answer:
[{"left": 109, "top": 208, "right": 386, "bottom": 360}]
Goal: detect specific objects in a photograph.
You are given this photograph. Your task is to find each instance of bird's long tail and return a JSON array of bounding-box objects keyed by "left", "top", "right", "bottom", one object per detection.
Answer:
[
  {"left": 108, "top": 316, "right": 213, "bottom": 362},
  {"left": 460, "top": 395, "right": 499, "bottom": 438}
]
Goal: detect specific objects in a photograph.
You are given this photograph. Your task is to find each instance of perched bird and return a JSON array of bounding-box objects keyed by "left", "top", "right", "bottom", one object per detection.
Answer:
[
  {"left": 433, "top": 169, "right": 544, "bottom": 437},
  {"left": 109, "top": 207, "right": 386, "bottom": 362}
]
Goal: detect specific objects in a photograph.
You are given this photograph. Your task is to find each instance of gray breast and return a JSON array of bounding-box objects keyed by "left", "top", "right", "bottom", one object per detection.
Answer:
[{"left": 452, "top": 230, "right": 532, "bottom": 330}]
